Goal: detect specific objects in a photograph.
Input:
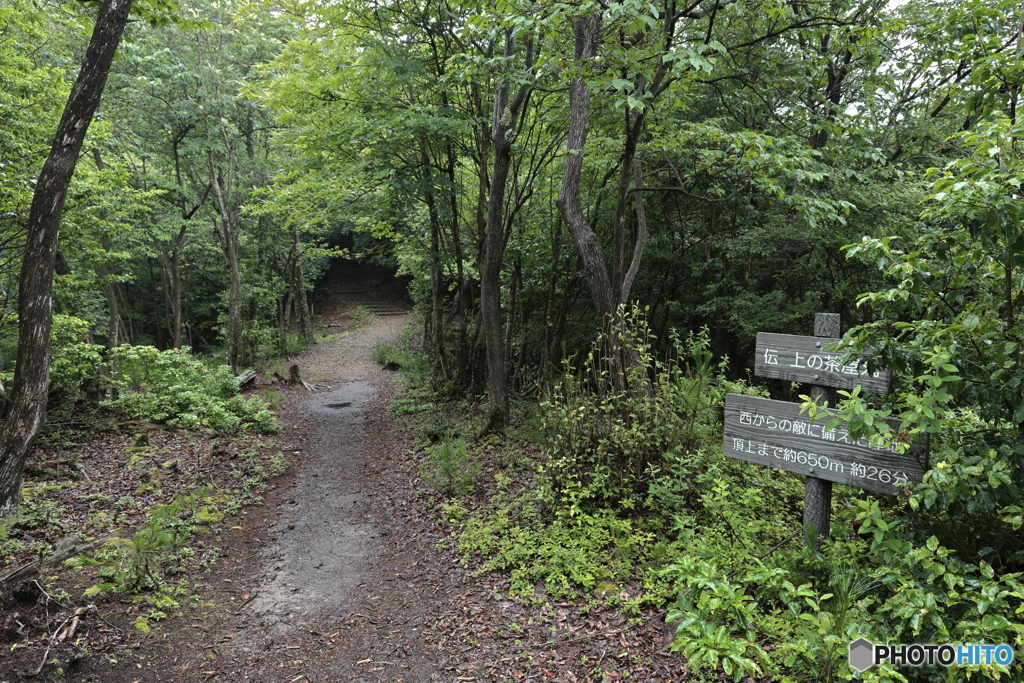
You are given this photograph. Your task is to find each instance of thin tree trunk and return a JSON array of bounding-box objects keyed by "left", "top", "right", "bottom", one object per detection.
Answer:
[
  {"left": 540, "top": 216, "right": 563, "bottom": 377},
  {"left": 611, "top": 88, "right": 645, "bottom": 305},
  {"left": 277, "top": 294, "right": 288, "bottom": 355},
  {"left": 420, "top": 141, "right": 448, "bottom": 383},
  {"left": 621, "top": 159, "right": 648, "bottom": 304},
  {"left": 446, "top": 143, "right": 466, "bottom": 316},
  {"left": 503, "top": 256, "right": 521, "bottom": 374},
  {"left": 555, "top": 17, "right": 652, "bottom": 394},
  {"left": 291, "top": 230, "right": 314, "bottom": 345},
  {"left": 481, "top": 31, "right": 533, "bottom": 433},
  {"left": 555, "top": 17, "right": 630, "bottom": 392},
  {"left": 168, "top": 244, "right": 183, "bottom": 347},
  {"left": 429, "top": 226, "right": 447, "bottom": 381},
  {"left": 209, "top": 138, "right": 242, "bottom": 373},
  {"left": 0, "top": 0, "right": 133, "bottom": 514},
  {"left": 89, "top": 151, "right": 123, "bottom": 350},
  {"left": 148, "top": 258, "right": 166, "bottom": 349}
]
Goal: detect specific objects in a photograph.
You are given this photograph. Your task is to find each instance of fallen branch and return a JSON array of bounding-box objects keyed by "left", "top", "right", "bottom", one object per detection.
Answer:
[
  {"left": 32, "top": 606, "right": 90, "bottom": 677},
  {"left": 234, "top": 592, "right": 258, "bottom": 613},
  {"left": 74, "top": 462, "right": 92, "bottom": 483},
  {"left": 0, "top": 534, "right": 116, "bottom": 585},
  {"left": 22, "top": 459, "right": 77, "bottom": 476}
]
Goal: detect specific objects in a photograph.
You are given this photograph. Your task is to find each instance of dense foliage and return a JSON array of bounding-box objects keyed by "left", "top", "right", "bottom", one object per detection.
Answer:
[{"left": 105, "top": 345, "right": 279, "bottom": 433}]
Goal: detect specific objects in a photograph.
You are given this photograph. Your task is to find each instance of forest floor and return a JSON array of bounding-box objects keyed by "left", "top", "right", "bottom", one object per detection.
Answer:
[{"left": 0, "top": 295, "right": 692, "bottom": 683}]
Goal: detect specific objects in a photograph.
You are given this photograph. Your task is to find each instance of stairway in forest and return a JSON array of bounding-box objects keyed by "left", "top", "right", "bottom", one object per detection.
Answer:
[{"left": 322, "top": 260, "right": 409, "bottom": 316}]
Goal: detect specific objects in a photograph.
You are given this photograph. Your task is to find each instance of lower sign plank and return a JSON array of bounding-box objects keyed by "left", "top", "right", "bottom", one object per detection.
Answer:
[{"left": 723, "top": 394, "right": 927, "bottom": 496}]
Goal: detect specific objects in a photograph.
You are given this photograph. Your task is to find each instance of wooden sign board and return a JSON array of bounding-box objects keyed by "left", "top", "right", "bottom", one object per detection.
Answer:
[
  {"left": 755, "top": 332, "right": 892, "bottom": 394},
  {"left": 723, "top": 394, "right": 926, "bottom": 496}
]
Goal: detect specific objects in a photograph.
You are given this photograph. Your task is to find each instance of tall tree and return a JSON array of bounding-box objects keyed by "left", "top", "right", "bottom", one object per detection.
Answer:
[
  {"left": 0, "top": 0, "right": 134, "bottom": 513},
  {"left": 481, "top": 30, "right": 534, "bottom": 433}
]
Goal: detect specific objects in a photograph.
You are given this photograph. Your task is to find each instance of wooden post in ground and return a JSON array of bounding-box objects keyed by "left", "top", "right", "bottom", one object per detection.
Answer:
[{"left": 804, "top": 313, "right": 839, "bottom": 547}]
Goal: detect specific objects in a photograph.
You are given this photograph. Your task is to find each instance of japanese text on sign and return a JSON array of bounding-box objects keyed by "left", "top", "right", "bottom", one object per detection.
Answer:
[{"left": 723, "top": 394, "right": 926, "bottom": 496}]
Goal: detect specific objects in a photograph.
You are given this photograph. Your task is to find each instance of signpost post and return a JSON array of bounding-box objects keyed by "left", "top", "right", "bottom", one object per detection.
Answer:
[
  {"left": 806, "top": 314, "right": 839, "bottom": 542},
  {"left": 724, "top": 313, "right": 926, "bottom": 546}
]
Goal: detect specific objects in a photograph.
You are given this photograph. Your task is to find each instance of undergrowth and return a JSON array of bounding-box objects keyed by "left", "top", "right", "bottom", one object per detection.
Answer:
[
  {"left": 104, "top": 345, "right": 279, "bottom": 433},
  {"left": 402, "top": 308, "right": 1024, "bottom": 682},
  {"left": 7, "top": 438, "right": 291, "bottom": 629},
  {"left": 440, "top": 319, "right": 792, "bottom": 614},
  {"left": 373, "top": 327, "right": 430, "bottom": 379}
]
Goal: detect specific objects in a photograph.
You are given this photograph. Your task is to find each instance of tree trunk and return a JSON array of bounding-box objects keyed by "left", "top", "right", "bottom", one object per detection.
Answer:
[
  {"left": 621, "top": 159, "right": 648, "bottom": 304},
  {"left": 209, "top": 136, "right": 242, "bottom": 373},
  {"left": 0, "top": 0, "right": 133, "bottom": 514},
  {"left": 89, "top": 151, "right": 123, "bottom": 350},
  {"left": 555, "top": 16, "right": 653, "bottom": 395},
  {"left": 168, "top": 243, "right": 183, "bottom": 347},
  {"left": 611, "top": 96, "right": 645, "bottom": 306},
  {"left": 540, "top": 216, "right": 562, "bottom": 376},
  {"left": 291, "top": 229, "right": 314, "bottom": 345},
  {"left": 277, "top": 293, "right": 288, "bottom": 355},
  {"left": 224, "top": 221, "right": 242, "bottom": 371},
  {"left": 99, "top": 238, "right": 121, "bottom": 350},
  {"left": 420, "top": 141, "right": 448, "bottom": 383},
  {"left": 554, "top": 17, "right": 630, "bottom": 391},
  {"left": 481, "top": 31, "right": 533, "bottom": 433},
  {"left": 555, "top": 16, "right": 615, "bottom": 322}
]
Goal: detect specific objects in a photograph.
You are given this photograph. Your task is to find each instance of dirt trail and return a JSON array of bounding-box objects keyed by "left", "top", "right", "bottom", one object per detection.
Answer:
[
  {"left": 72, "top": 310, "right": 686, "bottom": 683},
  {"left": 246, "top": 314, "right": 407, "bottom": 630}
]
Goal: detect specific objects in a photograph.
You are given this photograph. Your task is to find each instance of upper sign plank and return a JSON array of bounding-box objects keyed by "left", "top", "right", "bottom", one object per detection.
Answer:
[{"left": 755, "top": 332, "right": 892, "bottom": 394}]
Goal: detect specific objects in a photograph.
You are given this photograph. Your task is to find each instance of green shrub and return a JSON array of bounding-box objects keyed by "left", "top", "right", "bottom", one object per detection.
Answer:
[
  {"left": 539, "top": 310, "right": 763, "bottom": 515},
  {"left": 78, "top": 489, "right": 209, "bottom": 595},
  {"left": 0, "top": 314, "right": 103, "bottom": 401},
  {"left": 417, "top": 418, "right": 458, "bottom": 444},
  {"left": 103, "top": 345, "right": 278, "bottom": 433},
  {"left": 648, "top": 114, "right": 1024, "bottom": 682},
  {"left": 372, "top": 328, "right": 430, "bottom": 382},
  {"left": 438, "top": 310, "right": 794, "bottom": 611},
  {"left": 421, "top": 439, "right": 480, "bottom": 497},
  {"left": 665, "top": 515, "right": 1024, "bottom": 682}
]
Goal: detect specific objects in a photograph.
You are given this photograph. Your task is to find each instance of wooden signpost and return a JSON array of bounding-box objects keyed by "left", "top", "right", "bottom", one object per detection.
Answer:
[{"left": 724, "top": 313, "right": 927, "bottom": 544}]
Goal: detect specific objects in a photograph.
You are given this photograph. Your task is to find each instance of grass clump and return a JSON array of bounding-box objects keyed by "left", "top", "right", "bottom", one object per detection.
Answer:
[
  {"left": 372, "top": 328, "right": 430, "bottom": 380},
  {"left": 76, "top": 489, "right": 210, "bottom": 596}
]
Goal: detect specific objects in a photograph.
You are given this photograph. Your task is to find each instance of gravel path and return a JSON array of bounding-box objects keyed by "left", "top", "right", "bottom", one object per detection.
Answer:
[{"left": 247, "top": 315, "right": 410, "bottom": 628}]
